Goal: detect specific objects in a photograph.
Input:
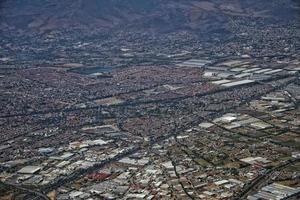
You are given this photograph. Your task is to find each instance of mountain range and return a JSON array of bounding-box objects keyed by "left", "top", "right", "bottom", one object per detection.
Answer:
[{"left": 0, "top": 0, "right": 299, "bottom": 34}]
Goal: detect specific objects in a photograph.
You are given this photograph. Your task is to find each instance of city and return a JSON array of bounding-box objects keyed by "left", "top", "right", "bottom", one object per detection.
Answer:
[{"left": 0, "top": 0, "right": 300, "bottom": 200}]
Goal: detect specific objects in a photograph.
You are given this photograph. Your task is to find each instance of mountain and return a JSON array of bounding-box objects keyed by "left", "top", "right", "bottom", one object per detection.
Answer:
[{"left": 0, "top": 0, "right": 299, "bottom": 35}]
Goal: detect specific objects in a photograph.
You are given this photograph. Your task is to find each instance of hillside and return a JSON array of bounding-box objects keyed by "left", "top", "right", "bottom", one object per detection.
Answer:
[{"left": 0, "top": 0, "right": 299, "bottom": 34}]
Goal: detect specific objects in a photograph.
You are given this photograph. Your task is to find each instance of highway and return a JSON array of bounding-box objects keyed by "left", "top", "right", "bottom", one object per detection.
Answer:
[
  {"left": 0, "top": 181, "right": 50, "bottom": 200},
  {"left": 234, "top": 158, "right": 300, "bottom": 199}
]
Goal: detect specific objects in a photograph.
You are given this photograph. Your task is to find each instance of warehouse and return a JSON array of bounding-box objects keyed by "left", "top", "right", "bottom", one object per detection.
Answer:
[
  {"left": 221, "top": 79, "right": 255, "bottom": 87},
  {"left": 177, "top": 59, "right": 211, "bottom": 68},
  {"left": 18, "top": 166, "right": 41, "bottom": 174}
]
